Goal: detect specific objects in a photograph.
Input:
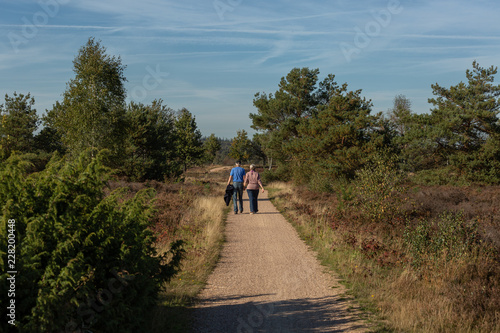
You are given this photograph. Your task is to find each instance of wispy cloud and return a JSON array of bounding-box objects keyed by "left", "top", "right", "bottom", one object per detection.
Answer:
[
  {"left": 1, "top": 0, "right": 499, "bottom": 137},
  {"left": 0, "top": 24, "right": 117, "bottom": 30}
]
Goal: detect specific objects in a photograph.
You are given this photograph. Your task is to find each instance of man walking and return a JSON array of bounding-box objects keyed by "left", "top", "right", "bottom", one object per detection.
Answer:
[{"left": 227, "top": 161, "right": 246, "bottom": 214}]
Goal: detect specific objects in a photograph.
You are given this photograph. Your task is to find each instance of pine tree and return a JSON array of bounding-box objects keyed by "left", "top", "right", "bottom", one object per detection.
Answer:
[
  {"left": 124, "top": 100, "right": 177, "bottom": 180},
  {"left": 289, "top": 81, "right": 385, "bottom": 181},
  {"left": 174, "top": 108, "right": 204, "bottom": 172},
  {"left": 250, "top": 67, "right": 320, "bottom": 163},
  {"left": 0, "top": 92, "right": 39, "bottom": 159},
  {"left": 229, "top": 129, "right": 253, "bottom": 163},
  {"left": 428, "top": 61, "right": 500, "bottom": 182},
  {"left": 203, "top": 133, "right": 221, "bottom": 165}
]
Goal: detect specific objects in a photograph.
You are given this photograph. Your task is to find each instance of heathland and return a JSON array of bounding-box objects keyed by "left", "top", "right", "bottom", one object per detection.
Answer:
[{"left": 1, "top": 37, "right": 500, "bottom": 332}]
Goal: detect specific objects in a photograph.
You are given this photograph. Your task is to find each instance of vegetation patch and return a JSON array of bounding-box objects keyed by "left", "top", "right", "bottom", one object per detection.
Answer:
[{"left": 268, "top": 175, "right": 500, "bottom": 333}]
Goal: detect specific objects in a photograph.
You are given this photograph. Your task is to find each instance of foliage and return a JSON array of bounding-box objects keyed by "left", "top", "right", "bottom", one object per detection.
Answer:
[
  {"left": 123, "top": 100, "right": 178, "bottom": 181},
  {"left": 428, "top": 61, "right": 500, "bottom": 154},
  {"left": 228, "top": 129, "right": 253, "bottom": 163},
  {"left": 251, "top": 68, "right": 391, "bottom": 186},
  {"left": 0, "top": 152, "right": 184, "bottom": 332},
  {"left": 202, "top": 134, "right": 221, "bottom": 165},
  {"left": 0, "top": 92, "right": 39, "bottom": 160},
  {"left": 404, "top": 212, "right": 480, "bottom": 268},
  {"left": 289, "top": 80, "right": 389, "bottom": 182},
  {"left": 260, "top": 165, "right": 292, "bottom": 183},
  {"left": 387, "top": 94, "right": 413, "bottom": 136},
  {"left": 174, "top": 108, "right": 204, "bottom": 172},
  {"left": 212, "top": 138, "right": 232, "bottom": 165},
  {"left": 34, "top": 126, "right": 65, "bottom": 155},
  {"left": 251, "top": 133, "right": 269, "bottom": 166},
  {"left": 427, "top": 61, "right": 500, "bottom": 182},
  {"left": 354, "top": 153, "right": 409, "bottom": 223},
  {"left": 385, "top": 94, "right": 432, "bottom": 172},
  {"left": 412, "top": 166, "right": 472, "bottom": 186},
  {"left": 50, "top": 37, "right": 127, "bottom": 164},
  {"left": 250, "top": 67, "right": 321, "bottom": 163}
]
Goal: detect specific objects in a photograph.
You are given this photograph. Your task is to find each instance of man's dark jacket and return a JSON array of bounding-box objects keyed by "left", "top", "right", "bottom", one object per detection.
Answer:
[{"left": 224, "top": 184, "right": 234, "bottom": 206}]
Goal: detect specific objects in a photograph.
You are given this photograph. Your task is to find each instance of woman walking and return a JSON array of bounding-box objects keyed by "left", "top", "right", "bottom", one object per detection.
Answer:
[{"left": 244, "top": 164, "right": 265, "bottom": 214}]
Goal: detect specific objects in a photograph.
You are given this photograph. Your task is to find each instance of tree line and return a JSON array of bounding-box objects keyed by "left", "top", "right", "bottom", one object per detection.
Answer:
[
  {"left": 250, "top": 63, "right": 500, "bottom": 187},
  {"left": 2, "top": 38, "right": 499, "bottom": 185},
  {"left": 0, "top": 38, "right": 237, "bottom": 181},
  {"left": 0, "top": 38, "right": 293, "bottom": 180}
]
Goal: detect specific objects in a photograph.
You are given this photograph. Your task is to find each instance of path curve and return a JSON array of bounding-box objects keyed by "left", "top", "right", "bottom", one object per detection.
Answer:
[{"left": 192, "top": 191, "right": 368, "bottom": 332}]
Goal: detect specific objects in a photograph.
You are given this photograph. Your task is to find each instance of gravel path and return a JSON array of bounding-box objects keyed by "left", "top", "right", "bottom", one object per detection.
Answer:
[{"left": 192, "top": 191, "right": 369, "bottom": 332}]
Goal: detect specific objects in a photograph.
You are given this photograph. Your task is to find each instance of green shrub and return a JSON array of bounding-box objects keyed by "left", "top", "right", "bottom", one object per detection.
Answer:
[
  {"left": 307, "top": 165, "right": 337, "bottom": 193},
  {"left": 412, "top": 166, "right": 472, "bottom": 186},
  {"left": 404, "top": 212, "right": 479, "bottom": 268},
  {"left": 260, "top": 165, "right": 291, "bottom": 183},
  {"left": 0, "top": 151, "right": 183, "bottom": 333},
  {"left": 353, "top": 154, "right": 408, "bottom": 223}
]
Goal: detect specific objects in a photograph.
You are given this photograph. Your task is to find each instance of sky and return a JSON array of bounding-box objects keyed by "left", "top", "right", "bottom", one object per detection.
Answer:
[{"left": 1, "top": 0, "right": 500, "bottom": 139}]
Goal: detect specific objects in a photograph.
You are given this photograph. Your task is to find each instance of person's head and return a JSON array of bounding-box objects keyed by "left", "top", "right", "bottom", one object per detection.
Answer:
[
  {"left": 249, "top": 164, "right": 255, "bottom": 170},
  {"left": 235, "top": 161, "right": 241, "bottom": 167}
]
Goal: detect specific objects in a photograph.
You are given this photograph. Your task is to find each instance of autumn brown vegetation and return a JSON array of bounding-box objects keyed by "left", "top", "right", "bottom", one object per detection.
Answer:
[{"left": 268, "top": 176, "right": 500, "bottom": 332}]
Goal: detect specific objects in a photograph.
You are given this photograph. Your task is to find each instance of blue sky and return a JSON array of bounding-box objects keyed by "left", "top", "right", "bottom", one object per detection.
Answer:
[{"left": 1, "top": 0, "right": 499, "bottom": 138}]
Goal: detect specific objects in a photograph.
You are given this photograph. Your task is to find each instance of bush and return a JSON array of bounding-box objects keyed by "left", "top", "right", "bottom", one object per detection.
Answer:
[
  {"left": 260, "top": 165, "right": 291, "bottom": 183},
  {"left": 353, "top": 154, "right": 408, "bottom": 223},
  {"left": 0, "top": 151, "right": 183, "bottom": 333},
  {"left": 404, "top": 212, "right": 480, "bottom": 268}
]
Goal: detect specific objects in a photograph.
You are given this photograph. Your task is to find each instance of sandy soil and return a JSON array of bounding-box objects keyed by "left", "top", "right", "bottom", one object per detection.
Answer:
[
  {"left": 191, "top": 191, "right": 369, "bottom": 332},
  {"left": 209, "top": 166, "right": 232, "bottom": 173}
]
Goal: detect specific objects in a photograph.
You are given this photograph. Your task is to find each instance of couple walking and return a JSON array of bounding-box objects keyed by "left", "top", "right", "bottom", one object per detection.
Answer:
[{"left": 226, "top": 161, "right": 265, "bottom": 214}]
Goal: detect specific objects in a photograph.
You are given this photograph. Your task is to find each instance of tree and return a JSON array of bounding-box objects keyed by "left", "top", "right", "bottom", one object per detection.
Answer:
[
  {"left": 385, "top": 95, "right": 433, "bottom": 172},
  {"left": 229, "top": 129, "right": 253, "bottom": 163},
  {"left": 427, "top": 61, "right": 500, "bottom": 182},
  {"left": 250, "top": 68, "right": 393, "bottom": 186},
  {"left": 174, "top": 108, "right": 204, "bottom": 172},
  {"left": 251, "top": 133, "right": 267, "bottom": 167},
  {"left": 289, "top": 80, "right": 386, "bottom": 181},
  {"left": 387, "top": 94, "right": 413, "bottom": 136},
  {"left": 250, "top": 67, "right": 320, "bottom": 163},
  {"left": 33, "top": 103, "right": 65, "bottom": 154},
  {"left": 51, "top": 37, "right": 127, "bottom": 162},
  {"left": 203, "top": 133, "right": 221, "bottom": 165},
  {"left": 0, "top": 92, "right": 39, "bottom": 159},
  {"left": 123, "top": 100, "right": 177, "bottom": 180}
]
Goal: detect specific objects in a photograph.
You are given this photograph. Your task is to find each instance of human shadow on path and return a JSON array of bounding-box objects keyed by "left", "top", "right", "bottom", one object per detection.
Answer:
[{"left": 192, "top": 294, "right": 366, "bottom": 332}]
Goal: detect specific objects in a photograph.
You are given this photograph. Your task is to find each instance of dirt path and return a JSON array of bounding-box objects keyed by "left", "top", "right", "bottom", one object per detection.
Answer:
[
  {"left": 191, "top": 191, "right": 369, "bottom": 332},
  {"left": 209, "top": 166, "right": 232, "bottom": 173}
]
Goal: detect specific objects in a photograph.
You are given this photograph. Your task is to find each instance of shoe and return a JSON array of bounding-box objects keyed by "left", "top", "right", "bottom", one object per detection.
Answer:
[
  {"left": 234, "top": 211, "right": 238, "bottom": 214},
  {"left": 250, "top": 212, "right": 254, "bottom": 215}
]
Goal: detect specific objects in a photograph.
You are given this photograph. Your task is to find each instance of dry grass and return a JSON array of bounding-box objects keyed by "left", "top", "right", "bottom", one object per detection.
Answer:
[
  {"left": 157, "top": 195, "right": 227, "bottom": 303},
  {"left": 267, "top": 181, "right": 500, "bottom": 333}
]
